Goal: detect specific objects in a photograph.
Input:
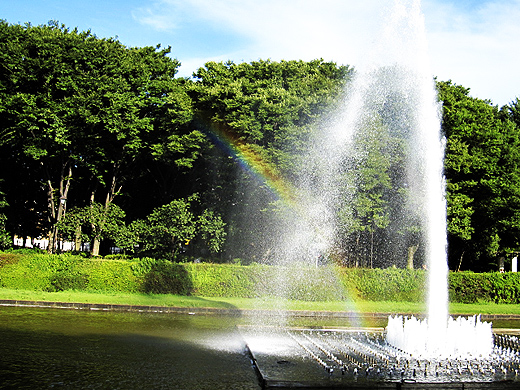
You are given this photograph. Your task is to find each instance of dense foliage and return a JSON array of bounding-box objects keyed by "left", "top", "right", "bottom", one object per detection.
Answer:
[
  {"left": 439, "top": 82, "right": 520, "bottom": 270},
  {"left": 1, "top": 21, "right": 519, "bottom": 270}
]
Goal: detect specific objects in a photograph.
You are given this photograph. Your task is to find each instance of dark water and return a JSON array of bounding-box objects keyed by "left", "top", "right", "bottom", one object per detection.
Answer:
[
  {"left": 0, "top": 306, "right": 261, "bottom": 389},
  {"left": 1, "top": 306, "right": 518, "bottom": 389}
]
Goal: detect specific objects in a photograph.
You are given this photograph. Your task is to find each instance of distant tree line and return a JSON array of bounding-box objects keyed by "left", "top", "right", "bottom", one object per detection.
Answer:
[{"left": 0, "top": 21, "right": 519, "bottom": 271}]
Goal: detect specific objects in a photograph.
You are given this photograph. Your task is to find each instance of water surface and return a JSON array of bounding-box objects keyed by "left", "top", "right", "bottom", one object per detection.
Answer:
[{"left": 0, "top": 306, "right": 261, "bottom": 389}]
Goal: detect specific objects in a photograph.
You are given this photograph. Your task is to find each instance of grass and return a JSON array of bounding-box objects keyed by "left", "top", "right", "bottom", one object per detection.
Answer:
[
  {"left": 1, "top": 288, "right": 520, "bottom": 316},
  {"left": 449, "top": 302, "right": 520, "bottom": 316}
]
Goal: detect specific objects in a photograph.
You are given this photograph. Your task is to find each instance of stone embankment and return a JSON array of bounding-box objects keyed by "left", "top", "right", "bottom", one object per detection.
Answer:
[{"left": 2, "top": 299, "right": 520, "bottom": 324}]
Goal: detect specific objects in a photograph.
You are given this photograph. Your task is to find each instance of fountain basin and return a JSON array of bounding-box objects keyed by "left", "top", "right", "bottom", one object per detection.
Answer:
[{"left": 241, "top": 327, "right": 520, "bottom": 389}]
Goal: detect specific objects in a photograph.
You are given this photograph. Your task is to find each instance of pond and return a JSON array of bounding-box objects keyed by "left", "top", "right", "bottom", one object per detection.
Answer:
[
  {"left": 2, "top": 305, "right": 519, "bottom": 389},
  {"left": 0, "top": 306, "right": 261, "bottom": 389}
]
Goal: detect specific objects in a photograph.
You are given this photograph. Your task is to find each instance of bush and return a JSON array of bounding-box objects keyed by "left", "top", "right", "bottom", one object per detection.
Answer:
[
  {"left": 0, "top": 252, "right": 22, "bottom": 268},
  {"left": 104, "top": 254, "right": 131, "bottom": 260},
  {"left": 0, "top": 253, "right": 83, "bottom": 290},
  {"left": 83, "top": 259, "right": 139, "bottom": 293},
  {"left": 132, "top": 257, "right": 192, "bottom": 295},
  {"left": 272, "top": 266, "right": 350, "bottom": 301},
  {"left": 337, "top": 268, "right": 426, "bottom": 302},
  {"left": 186, "top": 263, "right": 268, "bottom": 298},
  {"left": 47, "top": 270, "right": 88, "bottom": 292}
]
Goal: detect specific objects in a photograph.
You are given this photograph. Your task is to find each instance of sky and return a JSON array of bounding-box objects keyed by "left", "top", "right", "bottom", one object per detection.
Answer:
[{"left": 1, "top": 0, "right": 519, "bottom": 107}]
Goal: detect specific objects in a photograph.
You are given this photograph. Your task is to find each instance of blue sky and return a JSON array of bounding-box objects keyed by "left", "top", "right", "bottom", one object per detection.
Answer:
[{"left": 1, "top": 0, "right": 519, "bottom": 106}]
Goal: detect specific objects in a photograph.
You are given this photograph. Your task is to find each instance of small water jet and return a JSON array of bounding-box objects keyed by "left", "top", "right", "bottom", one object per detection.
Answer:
[
  {"left": 243, "top": 327, "right": 520, "bottom": 388},
  {"left": 386, "top": 314, "right": 494, "bottom": 359}
]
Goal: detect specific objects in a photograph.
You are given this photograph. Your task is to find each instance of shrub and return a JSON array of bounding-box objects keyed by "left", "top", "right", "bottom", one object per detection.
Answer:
[
  {"left": 0, "top": 252, "right": 22, "bottom": 268},
  {"left": 186, "top": 263, "right": 268, "bottom": 298},
  {"left": 104, "top": 254, "right": 131, "bottom": 260},
  {"left": 0, "top": 253, "right": 83, "bottom": 290},
  {"left": 132, "top": 257, "right": 192, "bottom": 295},
  {"left": 448, "top": 271, "right": 487, "bottom": 303},
  {"left": 272, "top": 266, "right": 350, "bottom": 301},
  {"left": 448, "top": 271, "right": 520, "bottom": 304},
  {"left": 82, "top": 259, "right": 139, "bottom": 293},
  {"left": 47, "top": 271, "right": 88, "bottom": 292}
]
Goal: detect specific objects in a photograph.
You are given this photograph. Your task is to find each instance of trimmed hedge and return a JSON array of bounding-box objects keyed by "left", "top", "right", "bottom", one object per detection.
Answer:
[
  {"left": 448, "top": 271, "right": 520, "bottom": 304},
  {"left": 2, "top": 251, "right": 520, "bottom": 303},
  {"left": 337, "top": 268, "right": 426, "bottom": 302}
]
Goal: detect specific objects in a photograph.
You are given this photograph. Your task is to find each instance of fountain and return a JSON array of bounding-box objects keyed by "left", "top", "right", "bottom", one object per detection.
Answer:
[
  {"left": 386, "top": 314, "right": 494, "bottom": 359},
  {"left": 370, "top": 0, "right": 495, "bottom": 361},
  {"left": 242, "top": 0, "right": 520, "bottom": 388},
  {"left": 243, "top": 327, "right": 520, "bottom": 388}
]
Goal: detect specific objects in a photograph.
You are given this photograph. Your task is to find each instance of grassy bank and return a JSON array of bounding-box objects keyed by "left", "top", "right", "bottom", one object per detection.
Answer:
[
  {"left": 2, "top": 251, "right": 520, "bottom": 311},
  {"left": 0, "top": 251, "right": 426, "bottom": 302},
  {"left": 2, "top": 288, "right": 520, "bottom": 317}
]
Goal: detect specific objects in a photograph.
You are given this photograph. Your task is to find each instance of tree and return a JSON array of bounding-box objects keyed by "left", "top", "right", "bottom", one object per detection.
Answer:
[
  {"left": 336, "top": 114, "right": 409, "bottom": 268},
  {"left": 197, "top": 209, "right": 227, "bottom": 254},
  {"left": 439, "top": 81, "right": 520, "bottom": 270},
  {"left": 0, "top": 182, "right": 10, "bottom": 249},
  {"left": 500, "top": 97, "right": 520, "bottom": 126},
  {"left": 189, "top": 59, "right": 351, "bottom": 261},
  {"left": 86, "top": 202, "right": 126, "bottom": 255},
  {"left": 0, "top": 21, "right": 91, "bottom": 252},
  {"left": 57, "top": 202, "right": 125, "bottom": 255},
  {"left": 132, "top": 195, "right": 226, "bottom": 260},
  {"left": 62, "top": 42, "right": 198, "bottom": 255},
  {"left": 56, "top": 206, "right": 88, "bottom": 251},
  {"left": 0, "top": 21, "right": 201, "bottom": 255},
  {"left": 331, "top": 65, "right": 422, "bottom": 269}
]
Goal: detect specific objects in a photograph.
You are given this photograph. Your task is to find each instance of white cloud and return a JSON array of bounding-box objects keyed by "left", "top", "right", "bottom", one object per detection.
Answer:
[
  {"left": 134, "top": 0, "right": 383, "bottom": 63},
  {"left": 134, "top": 0, "right": 520, "bottom": 105},
  {"left": 207, "top": 0, "right": 384, "bottom": 64},
  {"left": 131, "top": 0, "right": 194, "bottom": 32},
  {"left": 424, "top": 0, "right": 520, "bottom": 105},
  {"left": 132, "top": 10, "right": 178, "bottom": 32}
]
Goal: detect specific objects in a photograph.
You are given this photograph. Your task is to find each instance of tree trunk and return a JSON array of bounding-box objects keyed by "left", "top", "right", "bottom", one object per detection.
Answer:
[
  {"left": 74, "top": 224, "right": 82, "bottom": 251},
  {"left": 46, "top": 180, "right": 57, "bottom": 254},
  {"left": 370, "top": 230, "right": 374, "bottom": 268},
  {"left": 355, "top": 234, "right": 360, "bottom": 267},
  {"left": 456, "top": 251, "right": 465, "bottom": 272},
  {"left": 46, "top": 161, "right": 72, "bottom": 254},
  {"left": 407, "top": 244, "right": 419, "bottom": 269},
  {"left": 92, "top": 236, "right": 101, "bottom": 257},
  {"left": 91, "top": 168, "right": 122, "bottom": 257}
]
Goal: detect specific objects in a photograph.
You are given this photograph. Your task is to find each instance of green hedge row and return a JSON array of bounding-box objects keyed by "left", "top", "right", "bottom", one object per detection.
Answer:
[
  {"left": 448, "top": 271, "right": 520, "bottom": 303},
  {"left": 1, "top": 252, "right": 520, "bottom": 303}
]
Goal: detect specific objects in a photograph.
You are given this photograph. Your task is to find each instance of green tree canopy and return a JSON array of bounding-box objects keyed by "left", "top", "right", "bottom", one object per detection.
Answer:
[
  {"left": 439, "top": 81, "right": 520, "bottom": 270},
  {"left": 0, "top": 21, "right": 201, "bottom": 253},
  {"left": 130, "top": 195, "right": 226, "bottom": 259},
  {"left": 188, "top": 59, "right": 351, "bottom": 261}
]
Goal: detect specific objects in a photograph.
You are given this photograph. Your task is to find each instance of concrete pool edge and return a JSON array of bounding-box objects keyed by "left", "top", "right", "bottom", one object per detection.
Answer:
[{"left": 2, "top": 299, "right": 520, "bottom": 324}]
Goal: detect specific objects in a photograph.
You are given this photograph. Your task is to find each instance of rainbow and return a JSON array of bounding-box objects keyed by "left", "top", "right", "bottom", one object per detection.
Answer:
[
  {"left": 197, "top": 116, "right": 365, "bottom": 327},
  {"left": 198, "top": 118, "right": 298, "bottom": 208}
]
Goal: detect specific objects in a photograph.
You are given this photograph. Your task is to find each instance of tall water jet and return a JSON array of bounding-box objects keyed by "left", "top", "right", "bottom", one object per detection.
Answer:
[
  {"left": 358, "top": 0, "right": 492, "bottom": 357},
  {"left": 284, "top": 0, "right": 491, "bottom": 356},
  {"left": 327, "top": 0, "right": 449, "bottom": 275},
  {"left": 258, "top": 0, "right": 453, "bottom": 331}
]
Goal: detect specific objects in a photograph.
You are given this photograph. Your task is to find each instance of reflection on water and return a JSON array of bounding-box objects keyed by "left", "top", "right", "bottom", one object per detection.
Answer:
[{"left": 0, "top": 306, "right": 260, "bottom": 389}]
